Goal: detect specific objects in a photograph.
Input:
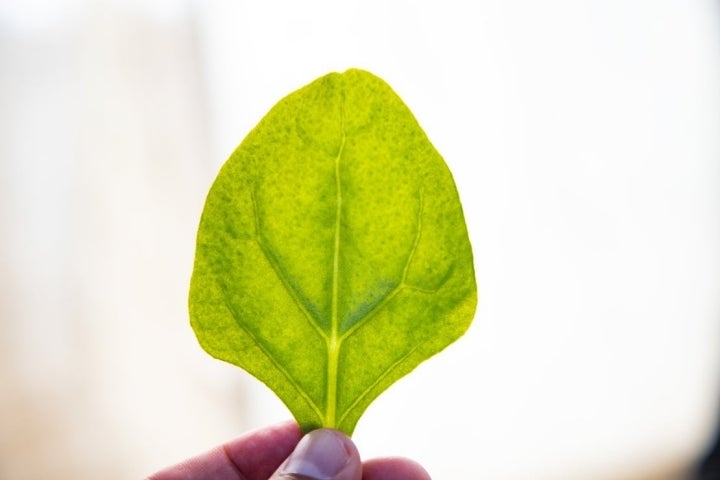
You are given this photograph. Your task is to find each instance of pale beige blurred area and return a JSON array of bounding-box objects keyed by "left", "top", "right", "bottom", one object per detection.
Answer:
[
  {"left": 1, "top": 1, "right": 719, "bottom": 480},
  {"left": 0, "top": 2, "right": 254, "bottom": 478}
]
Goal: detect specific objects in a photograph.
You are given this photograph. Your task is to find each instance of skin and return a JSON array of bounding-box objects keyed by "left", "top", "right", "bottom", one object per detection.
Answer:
[{"left": 147, "top": 421, "right": 431, "bottom": 480}]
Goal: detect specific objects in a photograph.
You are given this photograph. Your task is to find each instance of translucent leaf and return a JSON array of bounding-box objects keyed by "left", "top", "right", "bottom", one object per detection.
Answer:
[{"left": 189, "top": 69, "right": 477, "bottom": 434}]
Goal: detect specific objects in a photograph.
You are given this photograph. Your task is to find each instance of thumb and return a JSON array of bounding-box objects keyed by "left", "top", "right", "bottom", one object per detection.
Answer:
[{"left": 270, "top": 428, "right": 362, "bottom": 480}]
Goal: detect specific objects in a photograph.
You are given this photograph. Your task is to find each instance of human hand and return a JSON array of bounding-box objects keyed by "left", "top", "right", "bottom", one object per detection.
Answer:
[{"left": 147, "top": 421, "right": 431, "bottom": 480}]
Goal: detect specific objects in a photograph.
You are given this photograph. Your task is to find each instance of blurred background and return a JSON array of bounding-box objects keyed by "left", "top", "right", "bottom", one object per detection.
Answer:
[{"left": 1, "top": 1, "right": 719, "bottom": 479}]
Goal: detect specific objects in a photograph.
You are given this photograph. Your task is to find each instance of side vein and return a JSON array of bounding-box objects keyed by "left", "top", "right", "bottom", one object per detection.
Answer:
[
  {"left": 218, "top": 284, "right": 324, "bottom": 421},
  {"left": 250, "top": 191, "right": 327, "bottom": 340},
  {"left": 339, "top": 190, "right": 425, "bottom": 343},
  {"left": 336, "top": 345, "right": 420, "bottom": 428}
]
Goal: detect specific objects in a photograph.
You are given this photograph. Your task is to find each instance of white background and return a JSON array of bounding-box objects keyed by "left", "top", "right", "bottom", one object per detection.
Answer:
[{"left": 1, "top": 1, "right": 719, "bottom": 479}]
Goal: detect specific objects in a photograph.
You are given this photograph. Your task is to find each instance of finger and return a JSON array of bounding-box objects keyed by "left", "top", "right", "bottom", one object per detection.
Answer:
[
  {"left": 362, "top": 457, "right": 432, "bottom": 480},
  {"left": 147, "top": 421, "right": 302, "bottom": 480},
  {"left": 270, "top": 429, "right": 362, "bottom": 480}
]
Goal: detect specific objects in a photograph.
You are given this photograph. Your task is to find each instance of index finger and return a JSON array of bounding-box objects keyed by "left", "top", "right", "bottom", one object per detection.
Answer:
[{"left": 147, "top": 421, "right": 302, "bottom": 480}]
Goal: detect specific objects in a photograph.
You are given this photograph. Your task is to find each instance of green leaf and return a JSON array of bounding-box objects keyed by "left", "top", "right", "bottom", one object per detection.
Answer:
[{"left": 189, "top": 69, "right": 477, "bottom": 435}]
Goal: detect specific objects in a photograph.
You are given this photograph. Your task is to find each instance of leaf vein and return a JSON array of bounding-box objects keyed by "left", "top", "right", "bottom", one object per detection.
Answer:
[
  {"left": 326, "top": 104, "right": 347, "bottom": 427},
  {"left": 250, "top": 191, "right": 327, "bottom": 340},
  {"left": 218, "top": 284, "right": 324, "bottom": 421},
  {"left": 339, "top": 285, "right": 403, "bottom": 342},
  {"left": 401, "top": 189, "right": 424, "bottom": 284},
  {"left": 336, "top": 345, "right": 420, "bottom": 428},
  {"left": 339, "top": 191, "right": 425, "bottom": 342}
]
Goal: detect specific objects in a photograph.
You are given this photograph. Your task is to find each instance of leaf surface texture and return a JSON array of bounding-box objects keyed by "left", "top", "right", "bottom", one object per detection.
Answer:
[{"left": 190, "top": 69, "right": 477, "bottom": 434}]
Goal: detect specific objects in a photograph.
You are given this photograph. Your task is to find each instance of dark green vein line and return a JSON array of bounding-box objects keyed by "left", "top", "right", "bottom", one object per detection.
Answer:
[
  {"left": 250, "top": 191, "right": 327, "bottom": 340},
  {"left": 339, "top": 191, "right": 425, "bottom": 342}
]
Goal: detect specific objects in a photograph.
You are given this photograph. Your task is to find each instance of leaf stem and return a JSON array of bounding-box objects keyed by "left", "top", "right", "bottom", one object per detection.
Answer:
[{"left": 326, "top": 335, "right": 340, "bottom": 427}]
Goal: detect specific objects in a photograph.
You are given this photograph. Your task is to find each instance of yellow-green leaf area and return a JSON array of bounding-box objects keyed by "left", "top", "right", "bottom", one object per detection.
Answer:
[{"left": 189, "top": 69, "right": 477, "bottom": 434}]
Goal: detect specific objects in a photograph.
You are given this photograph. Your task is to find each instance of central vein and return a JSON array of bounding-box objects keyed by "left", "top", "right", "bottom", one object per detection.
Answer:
[{"left": 326, "top": 110, "right": 346, "bottom": 428}]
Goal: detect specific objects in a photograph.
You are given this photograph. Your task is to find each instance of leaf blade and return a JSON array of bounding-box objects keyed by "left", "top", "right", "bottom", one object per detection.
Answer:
[{"left": 189, "top": 69, "right": 477, "bottom": 434}]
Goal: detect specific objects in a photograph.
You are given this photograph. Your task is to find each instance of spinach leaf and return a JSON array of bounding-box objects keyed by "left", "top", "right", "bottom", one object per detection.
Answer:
[{"left": 189, "top": 69, "right": 476, "bottom": 434}]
